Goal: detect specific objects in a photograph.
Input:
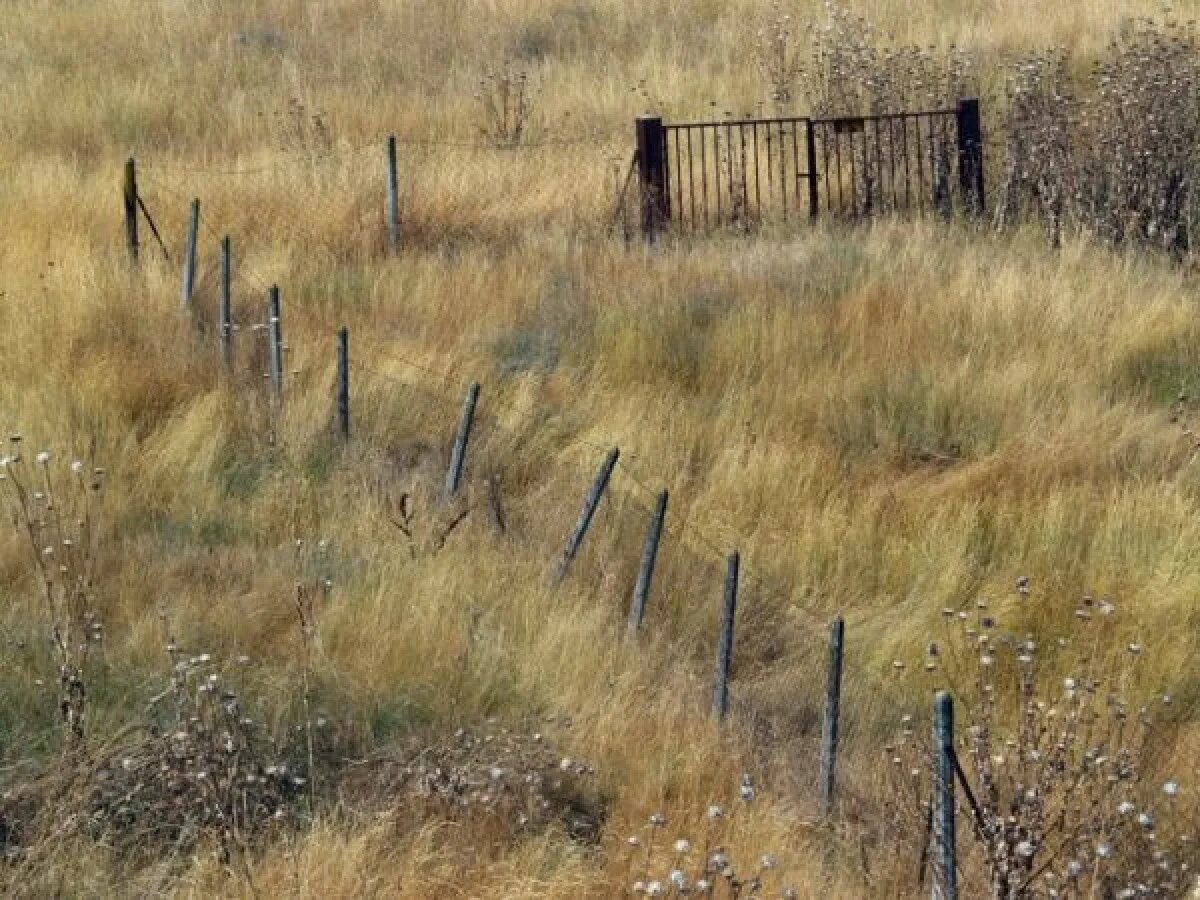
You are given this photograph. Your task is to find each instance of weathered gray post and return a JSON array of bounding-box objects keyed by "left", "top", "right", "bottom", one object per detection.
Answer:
[
  {"left": 628, "top": 489, "right": 668, "bottom": 634},
  {"left": 554, "top": 447, "right": 619, "bottom": 583},
  {"left": 267, "top": 285, "right": 283, "bottom": 400},
  {"left": 123, "top": 158, "right": 139, "bottom": 263},
  {"left": 635, "top": 116, "right": 668, "bottom": 240},
  {"left": 712, "top": 551, "right": 740, "bottom": 722},
  {"left": 444, "top": 382, "right": 480, "bottom": 500},
  {"left": 932, "top": 691, "right": 957, "bottom": 900},
  {"left": 219, "top": 235, "right": 233, "bottom": 369},
  {"left": 819, "top": 616, "right": 845, "bottom": 815},
  {"left": 336, "top": 327, "right": 350, "bottom": 440},
  {"left": 182, "top": 198, "right": 200, "bottom": 310},
  {"left": 955, "top": 98, "right": 985, "bottom": 217},
  {"left": 386, "top": 134, "right": 401, "bottom": 253}
]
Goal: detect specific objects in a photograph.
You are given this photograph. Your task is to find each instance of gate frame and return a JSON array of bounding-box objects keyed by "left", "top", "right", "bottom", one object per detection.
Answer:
[{"left": 636, "top": 97, "right": 983, "bottom": 237}]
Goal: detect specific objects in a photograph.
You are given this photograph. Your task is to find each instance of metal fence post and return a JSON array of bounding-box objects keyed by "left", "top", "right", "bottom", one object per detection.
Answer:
[
  {"left": 123, "top": 158, "right": 139, "bottom": 263},
  {"left": 182, "top": 198, "right": 200, "bottom": 310},
  {"left": 819, "top": 616, "right": 845, "bottom": 816},
  {"left": 955, "top": 98, "right": 985, "bottom": 217},
  {"left": 636, "top": 116, "right": 668, "bottom": 240},
  {"left": 805, "top": 120, "right": 820, "bottom": 221},
  {"left": 219, "top": 235, "right": 233, "bottom": 369},
  {"left": 932, "top": 691, "right": 957, "bottom": 900},
  {"left": 444, "top": 382, "right": 480, "bottom": 501},
  {"left": 267, "top": 285, "right": 283, "bottom": 401},
  {"left": 628, "top": 489, "right": 668, "bottom": 634},
  {"left": 386, "top": 134, "right": 401, "bottom": 253},
  {"left": 712, "top": 551, "right": 740, "bottom": 722},
  {"left": 336, "top": 327, "right": 350, "bottom": 440},
  {"left": 554, "top": 447, "right": 619, "bottom": 583}
]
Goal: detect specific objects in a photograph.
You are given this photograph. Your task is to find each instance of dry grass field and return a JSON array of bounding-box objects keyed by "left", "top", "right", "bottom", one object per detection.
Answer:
[{"left": 3, "top": 0, "right": 1200, "bottom": 896}]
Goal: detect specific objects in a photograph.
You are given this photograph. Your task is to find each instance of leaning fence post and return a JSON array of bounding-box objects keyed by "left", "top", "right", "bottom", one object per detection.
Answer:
[
  {"left": 219, "top": 235, "right": 233, "bottom": 369},
  {"left": 554, "top": 447, "right": 619, "bottom": 583},
  {"left": 635, "top": 116, "right": 668, "bottom": 240},
  {"left": 267, "top": 285, "right": 283, "bottom": 400},
  {"left": 955, "top": 97, "right": 985, "bottom": 217},
  {"left": 182, "top": 198, "right": 200, "bottom": 310},
  {"left": 628, "top": 489, "right": 668, "bottom": 634},
  {"left": 336, "top": 326, "right": 350, "bottom": 440},
  {"left": 932, "top": 691, "right": 957, "bottom": 900},
  {"left": 386, "top": 134, "right": 401, "bottom": 253},
  {"left": 712, "top": 551, "right": 740, "bottom": 722},
  {"left": 819, "top": 616, "right": 845, "bottom": 816},
  {"left": 123, "top": 158, "right": 139, "bottom": 263},
  {"left": 444, "top": 382, "right": 480, "bottom": 501}
]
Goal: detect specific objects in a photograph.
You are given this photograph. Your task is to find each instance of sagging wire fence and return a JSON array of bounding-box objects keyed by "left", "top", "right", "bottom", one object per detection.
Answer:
[{"left": 115, "top": 147, "right": 955, "bottom": 870}]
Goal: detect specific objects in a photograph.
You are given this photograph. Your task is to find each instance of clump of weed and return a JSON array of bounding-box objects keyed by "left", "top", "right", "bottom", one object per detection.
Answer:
[
  {"left": 619, "top": 773, "right": 799, "bottom": 897},
  {"left": 1, "top": 439, "right": 106, "bottom": 743},
  {"left": 884, "top": 582, "right": 1199, "bottom": 898}
]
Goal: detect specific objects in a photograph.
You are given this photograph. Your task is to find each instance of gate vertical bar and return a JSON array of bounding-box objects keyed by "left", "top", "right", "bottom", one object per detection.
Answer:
[
  {"left": 628, "top": 489, "right": 668, "bottom": 634},
  {"left": 123, "top": 158, "right": 139, "bottom": 263},
  {"left": 712, "top": 551, "right": 740, "bottom": 722},
  {"left": 806, "top": 120, "right": 820, "bottom": 220},
  {"left": 932, "top": 691, "right": 957, "bottom": 900},
  {"left": 819, "top": 616, "right": 845, "bottom": 816},
  {"left": 956, "top": 97, "right": 984, "bottom": 216},
  {"left": 636, "top": 117, "right": 668, "bottom": 240}
]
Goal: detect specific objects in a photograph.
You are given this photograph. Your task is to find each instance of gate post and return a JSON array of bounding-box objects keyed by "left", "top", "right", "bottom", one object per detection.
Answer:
[
  {"left": 805, "top": 119, "right": 820, "bottom": 220},
  {"left": 956, "top": 98, "right": 985, "bottom": 217},
  {"left": 636, "top": 116, "right": 668, "bottom": 239}
]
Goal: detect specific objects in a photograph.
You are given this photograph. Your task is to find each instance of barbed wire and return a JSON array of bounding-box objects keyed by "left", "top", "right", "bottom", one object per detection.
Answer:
[{"left": 143, "top": 129, "right": 627, "bottom": 179}]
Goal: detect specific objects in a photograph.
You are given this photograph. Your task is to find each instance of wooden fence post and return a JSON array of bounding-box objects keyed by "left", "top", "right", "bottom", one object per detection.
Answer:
[
  {"left": 182, "top": 198, "right": 200, "bottom": 310},
  {"left": 444, "top": 382, "right": 480, "bottom": 500},
  {"left": 386, "top": 134, "right": 401, "bottom": 253},
  {"left": 219, "top": 235, "right": 233, "bottom": 369},
  {"left": 712, "top": 551, "right": 740, "bottom": 722},
  {"left": 628, "top": 489, "right": 668, "bottom": 634},
  {"left": 804, "top": 120, "right": 820, "bottom": 221},
  {"left": 819, "top": 616, "right": 845, "bottom": 816},
  {"left": 123, "top": 158, "right": 139, "bottom": 263},
  {"left": 956, "top": 97, "right": 985, "bottom": 217},
  {"left": 267, "top": 285, "right": 283, "bottom": 400},
  {"left": 932, "top": 691, "right": 957, "bottom": 900},
  {"left": 554, "top": 447, "right": 619, "bottom": 583},
  {"left": 336, "top": 326, "right": 350, "bottom": 440},
  {"left": 636, "top": 116, "right": 668, "bottom": 240}
]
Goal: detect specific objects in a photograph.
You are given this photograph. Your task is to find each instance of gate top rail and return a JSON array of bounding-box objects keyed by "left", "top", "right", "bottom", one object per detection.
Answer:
[{"left": 664, "top": 115, "right": 810, "bottom": 130}]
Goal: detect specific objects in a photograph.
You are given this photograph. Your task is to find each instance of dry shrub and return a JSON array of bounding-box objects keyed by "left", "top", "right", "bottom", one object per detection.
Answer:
[
  {"left": 336, "top": 724, "right": 604, "bottom": 848},
  {"left": 883, "top": 584, "right": 1199, "bottom": 898}
]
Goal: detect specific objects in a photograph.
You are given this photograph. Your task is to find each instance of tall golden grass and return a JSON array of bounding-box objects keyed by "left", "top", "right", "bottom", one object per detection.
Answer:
[{"left": 2, "top": 0, "right": 1199, "bottom": 896}]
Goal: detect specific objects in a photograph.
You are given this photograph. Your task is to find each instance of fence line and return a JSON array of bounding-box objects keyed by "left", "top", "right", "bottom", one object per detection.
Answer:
[{"left": 117, "top": 151, "right": 970, "bottom": 869}]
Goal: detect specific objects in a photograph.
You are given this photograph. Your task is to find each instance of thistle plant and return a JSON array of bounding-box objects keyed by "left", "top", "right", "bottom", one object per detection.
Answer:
[
  {"left": 884, "top": 583, "right": 1198, "bottom": 898},
  {"left": 0, "top": 437, "right": 106, "bottom": 743},
  {"left": 622, "top": 773, "right": 796, "bottom": 898},
  {"left": 753, "top": 0, "right": 805, "bottom": 114},
  {"left": 475, "top": 60, "right": 538, "bottom": 146}
]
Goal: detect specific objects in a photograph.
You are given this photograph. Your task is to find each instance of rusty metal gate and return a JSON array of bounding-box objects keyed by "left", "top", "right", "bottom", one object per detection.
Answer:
[{"left": 634, "top": 98, "right": 983, "bottom": 235}]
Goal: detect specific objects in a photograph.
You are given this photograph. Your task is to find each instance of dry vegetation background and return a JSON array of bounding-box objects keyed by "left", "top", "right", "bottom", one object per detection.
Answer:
[{"left": 2, "top": 0, "right": 1200, "bottom": 896}]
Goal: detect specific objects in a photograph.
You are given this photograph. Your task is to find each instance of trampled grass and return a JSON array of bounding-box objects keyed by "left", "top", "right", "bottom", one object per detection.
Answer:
[{"left": 2, "top": 1, "right": 1199, "bottom": 896}]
